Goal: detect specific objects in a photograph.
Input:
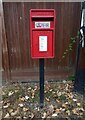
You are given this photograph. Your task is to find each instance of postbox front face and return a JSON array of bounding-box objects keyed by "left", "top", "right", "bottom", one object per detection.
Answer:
[{"left": 30, "top": 9, "right": 56, "bottom": 58}]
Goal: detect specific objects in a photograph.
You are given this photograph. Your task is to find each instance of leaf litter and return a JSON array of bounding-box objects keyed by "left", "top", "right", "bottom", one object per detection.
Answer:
[{"left": 1, "top": 80, "right": 84, "bottom": 119}]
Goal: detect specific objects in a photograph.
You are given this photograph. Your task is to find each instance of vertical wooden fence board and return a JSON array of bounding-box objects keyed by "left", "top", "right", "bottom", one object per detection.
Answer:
[{"left": 2, "top": 2, "right": 81, "bottom": 82}]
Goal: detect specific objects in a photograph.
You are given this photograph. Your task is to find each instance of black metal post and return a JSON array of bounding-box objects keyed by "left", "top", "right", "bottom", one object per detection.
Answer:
[{"left": 39, "top": 58, "right": 44, "bottom": 108}]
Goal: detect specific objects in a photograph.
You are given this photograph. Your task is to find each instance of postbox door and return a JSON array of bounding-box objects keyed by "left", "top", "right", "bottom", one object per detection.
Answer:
[{"left": 32, "top": 31, "right": 53, "bottom": 58}]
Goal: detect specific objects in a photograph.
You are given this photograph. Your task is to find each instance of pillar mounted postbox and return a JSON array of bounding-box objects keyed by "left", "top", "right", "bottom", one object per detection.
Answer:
[
  {"left": 30, "top": 9, "right": 56, "bottom": 108},
  {"left": 30, "top": 9, "right": 56, "bottom": 59}
]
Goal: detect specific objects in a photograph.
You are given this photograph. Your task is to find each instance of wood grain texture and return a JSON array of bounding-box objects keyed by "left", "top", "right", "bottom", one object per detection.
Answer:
[
  {"left": 1, "top": 1, "right": 10, "bottom": 82},
  {"left": 2, "top": 2, "right": 81, "bottom": 82}
]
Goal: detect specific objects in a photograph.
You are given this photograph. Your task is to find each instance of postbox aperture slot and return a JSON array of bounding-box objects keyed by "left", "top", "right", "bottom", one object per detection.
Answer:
[{"left": 32, "top": 17, "right": 54, "bottom": 21}]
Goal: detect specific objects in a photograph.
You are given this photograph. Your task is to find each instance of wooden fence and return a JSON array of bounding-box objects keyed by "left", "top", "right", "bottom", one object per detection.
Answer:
[{"left": 2, "top": 2, "right": 82, "bottom": 82}]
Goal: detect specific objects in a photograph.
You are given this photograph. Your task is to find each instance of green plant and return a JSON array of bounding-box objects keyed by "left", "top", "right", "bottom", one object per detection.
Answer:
[
  {"left": 68, "top": 75, "right": 75, "bottom": 81},
  {"left": 59, "top": 31, "right": 80, "bottom": 63}
]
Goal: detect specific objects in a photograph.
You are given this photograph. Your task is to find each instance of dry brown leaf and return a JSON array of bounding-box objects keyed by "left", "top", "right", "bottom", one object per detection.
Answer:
[
  {"left": 68, "top": 93, "right": 73, "bottom": 99},
  {"left": 49, "top": 89, "right": 53, "bottom": 92},
  {"left": 42, "top": 112, "right": 47, "bottom": 118},
  {"left": 15, "top": 90, "right": 18, "bottom": 93},
  {"left": 55, "top": 109, "right": 61, "bottom": 113},
  {"left": 11, "top": 110, "right": 18, "bottom": 116},
  {"left": 52, "top": 91, "right": 56, "bottom": 94},
  {"left": 25, "top": 96, "right": 29, "bottom": 100},
  {"left": 56, "top": 99, "right": 60, "bottom": 103},
  {"left": 62, "top": 108, "right": 65, "bottom": 112},
  {"left": 9, "top": 109, "right": 13, "bottom": 113},
  {"left": 79, "top": 108, "right": 84, "bottom": 111},
  {"left": 34, "top": 86, "right": 38, "bottom": 91},
  {"left": 19, "top": 97, "right": 25, "bottom": 101},
  {"left": 73, "top": 99, "right": 77, "bottom": 102},
  {"left": 2, "top": 91, "right": 5, "bottom": 96},
  {"left": 4, "top": 113, "right": 10, "bottom": 118},
  {"left": 57, "top": 92, "right": 62, "bottom": 96},
  {"left": 48, "top": 104, "right": 54, "bottom": 113},
  {"left": 52, "top": 113, "right": 58, "bottom": 117},
  {"left": 28, "top": 87, "right": 31, "bottom": 90},
  {"left": 23, "top": 107, "right": 29, "bottom": 112},
  {"left": 77, "top": 103, "right": 81, "bottom": 107},
  {"left": 0, "top": 101, "right": 3, "bottom": 104},
  {"left": 66, "top": 110, "right": 70, "bottom": 116},
  {"left": 29, "top": 113, "right": 34, "bottom": 119},
  {"left": 3, "top": 103, "right": 10, "bottom": 108},
  {"left": 72, "top": 108, "right": 79, "bottom": 115},
  {"left": 18, "top": 103, "right": 24, "bottom": 107},
  {"left": 8, "top": 91, "right": 14, "bottom": 96},
  {"left": 62, "top": 103, "right": 67, "bottom": 108},
  {"left": 65, "top": 102, "right": 69, "bottom": 105},
  {"left": 32, "top": 96, "right": 34, "bottom": 99},
  {"left": 46, "top": 97, "right": 50, "bottom": 102}
]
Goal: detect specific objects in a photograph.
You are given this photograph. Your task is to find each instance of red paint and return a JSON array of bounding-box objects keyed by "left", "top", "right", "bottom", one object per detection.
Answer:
[{"left": 30, "top": 9, "right": 56, "bottom": 59}]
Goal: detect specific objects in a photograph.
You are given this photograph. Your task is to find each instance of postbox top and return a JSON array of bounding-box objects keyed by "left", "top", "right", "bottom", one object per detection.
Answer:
[{"left": 30, "top": 9, "right": 55, "bottom": 18}]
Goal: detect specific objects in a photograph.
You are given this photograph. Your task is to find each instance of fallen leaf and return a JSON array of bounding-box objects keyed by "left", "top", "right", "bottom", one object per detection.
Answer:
[
  {"left": 52, "top": 91, "right": 56, "bottom": 94},
  {"left": 65, "top": 84, "right": 69, "bottom": 91},
  {"left": 11, "top": 110, "right": 18, "bottom": 116},
  {"left": 16, "top": 116, "right": 21, "bottom": 119},
  {"left": 72, "top": 108, "right": 78, "bottom": 115},
  {"left": 29, "top": 113, "right": 34, "bottom": 119},
  {"left": 65, "top": 102, "right": 69, "bottom": 105},
  {"left": 23, "top": 107, "right": 29, "bottom": 112},
  {"left": 19, "top": 97, "right": 25, "bottom": 101},
  {"left": 15, "top": 90, "right": 18, "bottom": 93},
  {"left": 79, "top": 112, "right": 83, "bottom": 116},
  {"left": 42, "top": 112, "right": 47, "bottom": 118},
  {"left": 8, "top": 91, "right": 14, "bottom": 96},
  {"left": 2, "top": 91, "right": 5, "bottom": 96},
  {"left": 62, "top": 108, "right": 65, "bottom": 112},
  {"left": 73, "top": 99, "right": 77, "bottom": 102},
  {"left": 68, "top": 93, "right": 73, "bottom": 99},
  {"left": 79, "top": 108, "right": 84, "bottom": 111},
  {"left": 63, "top": 80, "right": 67, "bottom": 84},
  {"left": 55, "top": 109, "right": 61, "bottom": 113},
  {"left": 18, "top": 103, "right": 24, "bottom": 107},
  {"left": 49, "top": 89, "right": 53, "bottom": 92},
  {"left": 25, "top": 96, "right": 29, "bottom": 100},
  {"left": 56, "top": 99, "right": 60, "bottom": 103},
  {"left": 77, "top": 103, "right": 81, "bottom": 107},
  {"left": 45, "top": 91, "right": 47, "bottom": 93},
  {"left": 46, "top": 97, "right": 50, "bottom": 102},
  {"left": 0, "top": 101, "right": 3, "bottom": 104},
  {"left": 28, "top": 87, "right": 31, "bottom": 90},
  {"left": 3, "top": 103, "right": 10, "bottom": 108},
  {"left": 60, "top": 108, "right": 63, "bottom": 111},
  {"left": 23, "top": 117, "right": 28, "bottom": 119},
  {"left": 32, "top": 96, "right": 34, "bottom": 99},
  {"left": 34, "top": 86, "right": 38, "bottom": 91},
  {"left": 52, "top": 113, "right": 58, "bottom": 117},
  {"left": 62, "top": 103, "right": 67, "bottom": 108},
  {"left": 57, "top": 92, "right": 62, "bottom": 96},
  {"left": 66, "top": 110, "right": 70, "bottom": 116},
  {"left": 4, "top": 113, "right": 10, "bottom": 118}
]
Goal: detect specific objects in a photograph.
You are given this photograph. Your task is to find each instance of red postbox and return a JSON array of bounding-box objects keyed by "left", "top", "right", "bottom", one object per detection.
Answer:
[{"left": 30, "top": 9, "right": 56, "bottom": 58}]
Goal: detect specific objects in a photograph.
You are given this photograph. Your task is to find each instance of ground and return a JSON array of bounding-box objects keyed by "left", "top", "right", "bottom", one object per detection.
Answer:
[{"left": 0, "top": 80, "right": 84, "bottom": 119}]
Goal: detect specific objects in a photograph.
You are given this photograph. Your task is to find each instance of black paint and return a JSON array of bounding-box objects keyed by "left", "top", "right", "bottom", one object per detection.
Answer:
[{"left": 39, "top": 59, "right": 44, "bottom": 108}]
